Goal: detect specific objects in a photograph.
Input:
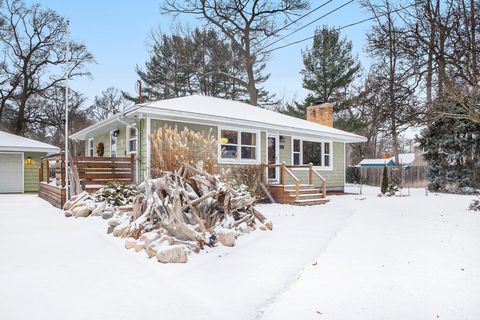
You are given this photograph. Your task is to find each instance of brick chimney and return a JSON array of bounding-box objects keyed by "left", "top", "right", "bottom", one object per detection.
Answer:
[{"left": 306, "top": 101, "right": 333, "bottom": 127}]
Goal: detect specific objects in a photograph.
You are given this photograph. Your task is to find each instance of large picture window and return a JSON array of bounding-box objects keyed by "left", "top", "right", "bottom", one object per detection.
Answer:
[
  {"left": 292, "top": 139, "right": 332, "bottom": 168},
  {"left": 220, "top": 129, "right": 258, "bottom": 162}
]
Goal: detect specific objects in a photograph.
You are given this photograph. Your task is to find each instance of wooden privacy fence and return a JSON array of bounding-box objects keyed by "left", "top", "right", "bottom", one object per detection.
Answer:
[
  {"left": 38, "top": 152, "right": 135, "bottom": 208},
  {"left": 347, "top": 166, "right": 428, "bottom": 188}
]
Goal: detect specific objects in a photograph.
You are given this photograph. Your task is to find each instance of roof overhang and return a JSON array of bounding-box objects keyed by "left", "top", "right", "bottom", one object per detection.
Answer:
[
  {"left": 0, "top": 146, "right": 60, "bottom": 153},
  {"left": 71, "top": 104, "right": 367, "bottom": 144}
]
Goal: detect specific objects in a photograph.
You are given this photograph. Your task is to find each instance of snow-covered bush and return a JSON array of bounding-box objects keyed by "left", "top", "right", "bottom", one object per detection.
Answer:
[
  {"left": 94, "top": 183, "right": 140, "bottom": 206},
  {"left": 469, "top": 198, "right": 480, "bottom": 211}
]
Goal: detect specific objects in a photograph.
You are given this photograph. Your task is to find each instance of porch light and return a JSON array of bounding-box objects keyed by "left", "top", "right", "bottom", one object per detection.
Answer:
[
  {"left": 280, "top": 136, "right": 286, "bottom": 143},
  {"left": 26, "top": 156, "right": 32, "bottom": 165}
]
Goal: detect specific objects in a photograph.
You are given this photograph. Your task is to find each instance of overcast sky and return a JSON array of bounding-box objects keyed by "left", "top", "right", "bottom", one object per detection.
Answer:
[{"left": 27, "top": 0, "right": 374, "bottom": 104}]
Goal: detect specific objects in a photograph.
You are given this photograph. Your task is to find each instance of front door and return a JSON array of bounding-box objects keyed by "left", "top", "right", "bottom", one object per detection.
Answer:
[{"left": 268, "top": 136, "right": 279, "bottom": 182}]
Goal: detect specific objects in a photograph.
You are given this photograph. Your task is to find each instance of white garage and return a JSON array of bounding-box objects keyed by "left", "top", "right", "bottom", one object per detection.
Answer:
[
  {"left": 0, "top": 153, "right": 24, "bottom": 193},
  {"left": 0, "top": 131, "right": 60, "bottom": 193}
]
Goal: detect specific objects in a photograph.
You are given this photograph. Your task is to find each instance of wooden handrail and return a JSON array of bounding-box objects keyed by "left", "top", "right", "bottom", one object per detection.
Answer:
[{"left": 310, "top": 166, "right": 327, "bottom": 198}]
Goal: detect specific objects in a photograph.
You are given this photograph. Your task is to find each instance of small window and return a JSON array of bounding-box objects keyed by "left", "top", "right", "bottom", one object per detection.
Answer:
[
  {"left": 324, "top": 142, "right": 331, "bottom": 167},
  {"left": 220, "top": 129, "right": 258, "bottom": 162},
  {"left": 128, "top": 127, "right": 137, "bottom": 153},
  {"left": 220, "top": 130, "right": 238, "bottom": 159},
  {"left": 241, "top": 132, "right": 256, "bottom": 160},
  {"left": 88, "top": 138, "right": 94, "bottom": 157},
  {"left": 110, "top": 130, "right": 118, "bottom": 157},
  {"left": 293, "top": 139, "right": 301, "bottom": 165}
]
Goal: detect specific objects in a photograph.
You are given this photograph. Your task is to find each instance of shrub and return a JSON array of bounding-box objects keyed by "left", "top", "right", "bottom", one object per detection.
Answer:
[
  {"left": 381, "top": 165, "right": 389, "bottom": 194},
  {"left": 150, "top": 125, "right": 217, "bottom": 176},
  {"left": 469, "top": 197, "right": 480, "bottom": 211},
  {"left": 227, "top": 165, "right": 266, "bottom": 198}
]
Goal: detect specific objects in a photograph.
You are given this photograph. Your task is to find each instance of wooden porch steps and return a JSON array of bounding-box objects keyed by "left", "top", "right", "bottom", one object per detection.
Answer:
[{"left": 268, "top": 184, "right": 329, "bottom": 206}]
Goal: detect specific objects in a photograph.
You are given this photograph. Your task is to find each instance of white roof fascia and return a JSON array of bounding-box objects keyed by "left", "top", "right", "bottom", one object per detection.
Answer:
[{"left": 137, "top": 106, "right": 367, "bottom": 143}]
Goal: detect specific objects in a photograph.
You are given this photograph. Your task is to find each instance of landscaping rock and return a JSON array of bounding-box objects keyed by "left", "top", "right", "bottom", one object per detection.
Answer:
[
  {"left": 75, "top": 206, "right": 91, "bottom": 218},
  {"left": 91, "top": 202, "right": 105, "bottom": 216},
  {"left": 102, "top": 210, "right": 114, "bottom": 220},
  {"left": 264, "top": 220, "right": 273, "bottom": 231},
  {"left": 125, "top": 237, "right": 136, "bottom": 249},
  {"left": 238, "top": 222, "right": 250, "bottom": 234},
  {"left": 156, "top": 245, "right": 188, "bottom": 263},
  {"left": 139, "top": 231, "right": 160, "bottom": 247},
  {"left": 217, "top": 228, "right": 236, "bottom": 247},
  {"left": 113, "top": 223, "right": 129, "bottom": 237},
  {"left": 64, "top": 210, "right": 73, "bottom": 217},
  {"left": 134, "top": 240, "right": 145, "bottom": 252},
  {"left": 146, "top": 236, "right": 175, "bottom": 258}
]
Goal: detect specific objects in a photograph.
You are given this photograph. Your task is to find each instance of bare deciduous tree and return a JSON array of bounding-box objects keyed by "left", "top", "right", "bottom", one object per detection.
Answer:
[
  {"left": 161, "top": 0, "right": 309, "bottom": 106},
  {"left": 0, "top": 0, "right": 94, "bottom": 134},
  {"left": 87, "top": 87, "right": 131, "bottom": 121}
]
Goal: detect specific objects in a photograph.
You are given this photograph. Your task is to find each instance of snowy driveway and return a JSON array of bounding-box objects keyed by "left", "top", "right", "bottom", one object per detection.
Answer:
[{"left": 0, "top": 193, "right": 353, "bottom": 320}]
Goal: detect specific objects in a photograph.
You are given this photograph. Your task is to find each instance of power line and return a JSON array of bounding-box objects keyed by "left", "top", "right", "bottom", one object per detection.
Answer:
[
  {"left": 262, "top": 1, "right": 419, "bottom": 54},
  {"left": 260, "top": 0, "right": 336, "bottom": 44},
  {"left": 260, "top": 0, "right": 355, "bottom": 51}
]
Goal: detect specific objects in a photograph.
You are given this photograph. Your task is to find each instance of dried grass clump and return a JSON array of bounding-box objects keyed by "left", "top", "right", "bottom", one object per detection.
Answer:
[{"left": 150, "top": 125, "right": 217, "bottom": 176}]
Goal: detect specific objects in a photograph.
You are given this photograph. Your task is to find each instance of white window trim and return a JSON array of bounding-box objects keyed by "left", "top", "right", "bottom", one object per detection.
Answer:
[
  {"left": 110, "top": 130, "right": 118, "bottom": 157},
  {"left": 88, "top": 138, "right": 94, "bottom": 157},
  {"left": 291, "top": 137, "right": 333, "bottom": 171},
  {"left": 217, "top": 127, "right": 261, "bottom": 164},
  {"left": 126, "top": 125, "right": 138, "bottom": 154}
]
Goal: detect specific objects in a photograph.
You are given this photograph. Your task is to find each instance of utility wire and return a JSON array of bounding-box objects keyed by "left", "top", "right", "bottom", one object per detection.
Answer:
[
  {"left": 260, "top": 0, "right": 355, "bottom": 51},
  {"left": 262, "top": 1, "right": 419, "bottom": 54},
  {"left": 260, "top": 0, "right": 336, "bottom": 44}
]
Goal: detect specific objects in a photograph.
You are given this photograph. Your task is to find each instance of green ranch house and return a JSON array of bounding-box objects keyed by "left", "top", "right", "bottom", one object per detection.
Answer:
[{"left": 70, "top": 95, "right": 366, "bottom": 205}]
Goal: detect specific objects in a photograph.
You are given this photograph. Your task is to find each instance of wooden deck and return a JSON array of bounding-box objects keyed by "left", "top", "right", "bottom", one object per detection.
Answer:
[
  {"left": 266, "top": 163, "right": 330, "bottom": 206},
  {"left": 38, "top": 153, "right": 135, "bottom": 208}
]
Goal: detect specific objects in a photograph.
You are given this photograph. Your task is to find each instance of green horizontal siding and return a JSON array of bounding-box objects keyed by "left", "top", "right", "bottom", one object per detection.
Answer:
[{"left": 24, "top": 152, "right": 46, "bottom": 192}]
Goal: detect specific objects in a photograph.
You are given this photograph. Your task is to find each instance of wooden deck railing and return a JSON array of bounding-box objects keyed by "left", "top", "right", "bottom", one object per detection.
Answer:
[
  {"left": 38, "top": 152, "right": 135, "bottom": 208},
  {"left": 264, "top": 162, "right": 327, "bottom": 200}
]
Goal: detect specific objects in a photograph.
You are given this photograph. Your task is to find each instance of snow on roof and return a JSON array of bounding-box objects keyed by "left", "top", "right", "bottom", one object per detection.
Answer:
[
  {"left": 390, "top": 153, "right": 416, "bottom": 165},
  {"left": 0, "top": 131, "right": 60, "bottom": 153},
  {"left": 358, "top": 158, "right": 394, "bottom": 165},
  {"left": 139, "top": 95, "right": 367, "bottom": 143}
]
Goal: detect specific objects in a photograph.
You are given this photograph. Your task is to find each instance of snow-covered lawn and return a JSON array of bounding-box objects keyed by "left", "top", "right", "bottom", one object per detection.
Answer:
[{"left": 0, "top": 187, "right": 478, "bottom": 319}]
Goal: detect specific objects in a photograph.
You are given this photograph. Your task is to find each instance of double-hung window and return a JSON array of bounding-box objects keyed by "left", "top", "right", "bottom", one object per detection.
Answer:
[
  {"left": 88, "top": 138, "right": 94, "bottom": 157},
  {"left": 110, "top": 130, "right": 118, "bottom": 157},
  {"left": 292, "top": 139, "right": 332, "bottom": 168},
  {"left": 128, "top": 127, "right": 137, "bottom": 153},
  {"left": 220, "top": 129, "right": 258, "bottom": 163}
]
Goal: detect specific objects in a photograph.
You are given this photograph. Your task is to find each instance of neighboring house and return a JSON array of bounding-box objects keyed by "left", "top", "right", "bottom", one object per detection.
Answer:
[
  {"left": 70, "top": 95, "right": 366, "bottom": 194},
  {"left": 0, "top": 131, "right": 60, "bottom": 193},
  {"left": 358, "top": 158, "right": 395, "bottom": 167},
  {"left": 357, "top": 152, "right": 425, "bottom": 168}
]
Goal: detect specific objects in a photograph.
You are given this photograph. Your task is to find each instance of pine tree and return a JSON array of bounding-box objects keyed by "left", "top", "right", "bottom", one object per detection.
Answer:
[
  {"left": 381, "top": 165, "right": 389, "bottom": 194},
  {"left": 418, "top": 100, "right": 480, "bottom": 191}
]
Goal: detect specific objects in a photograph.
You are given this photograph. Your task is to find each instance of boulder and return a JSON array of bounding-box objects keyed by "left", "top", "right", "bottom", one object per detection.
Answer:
[
  {"left": 139, "top": 232, "right": 160, "bottom": 247},
  {"left": 125, "top": 237, "right": 136, "bottom": 249},
  {"left": 91, "top": 202, "right": 105, "bottom": 216},
  {"left": 146, "top": 235, "right": 175, "bottom": 258},
  {"left": 102, "top": 210, "right": 114, "bottom": 220},
  {"left": 264, "top": 220, "right": 273, "bottom": 231},
  {"left": 112, "top": 223, "right": 129, "bottom": 237},
  {"left": 134, "top": 240, "right": 145, "bottom": 252},
  {"left": 108, "top": 218, "right": 120, "bottom": 228},
  {"left": 64, "top": 210, "right": 73, "bottom": 217},
  {"left": 74, "top": 206, "right": 91, "bottom": 218},
  {"left": 156, "top": 245, "right": 188, "bottom": 263},
  {"left": 259, "top": 225, "right": 267, "bottom": 231},
  {"left": 217, "top": 228, "right": 236, "bottom": 247},
  {"left": 237, "top": 222, "right": 250, "bottom": 234}
]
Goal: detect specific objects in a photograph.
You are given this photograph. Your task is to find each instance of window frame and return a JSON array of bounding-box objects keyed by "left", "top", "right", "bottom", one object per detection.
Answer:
[
  {"left": 218, "top": 127, "right": 261, "bottom": 164},
  {"left": 291, "top": 137, "right": 333, "bottom": 170},
  {"left": 126, "top": 126, "right": 138, "bottom": 154},
  {"left": 88, "top": 138, "right": 94, "bottom": 157}
]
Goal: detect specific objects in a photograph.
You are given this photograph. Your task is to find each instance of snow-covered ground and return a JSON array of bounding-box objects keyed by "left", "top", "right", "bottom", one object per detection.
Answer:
[{"left": 0, "top": 186, "right": 478, "bottom": 320}]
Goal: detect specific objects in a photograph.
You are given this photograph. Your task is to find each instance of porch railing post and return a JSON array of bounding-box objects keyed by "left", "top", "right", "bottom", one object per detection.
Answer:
[
  {"left": 295, "top": 181, "right": 300, "bottom": 201},
  {"left": 308, "top": 162, "right": 313, "bottom": 185},
  {"left": 39, "top": 157, "right": 44, "bottom": 182},
  {"left": 281, "top": 162, "right": 286, "bottom": 186}
]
